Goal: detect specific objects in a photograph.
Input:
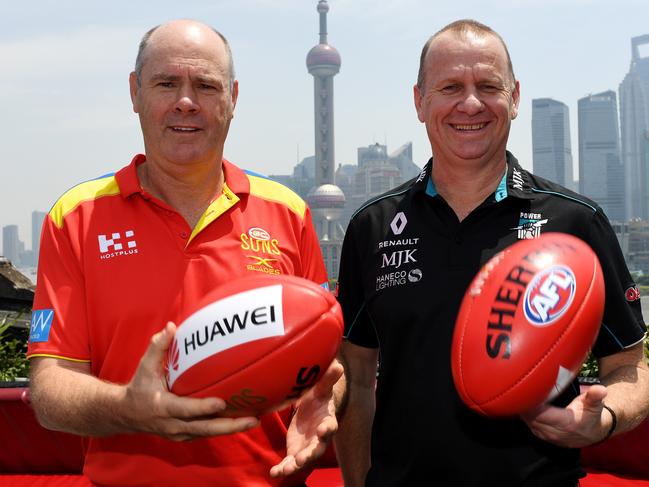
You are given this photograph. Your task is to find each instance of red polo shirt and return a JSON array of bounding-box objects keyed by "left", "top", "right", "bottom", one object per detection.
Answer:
[{"left": 28, "top": 155, "right": 328, "bottom": 486}]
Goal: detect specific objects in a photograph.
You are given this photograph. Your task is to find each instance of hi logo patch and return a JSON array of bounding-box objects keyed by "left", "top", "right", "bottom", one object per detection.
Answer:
[
  {"left": 29, "top": 309, "right": 55, "bottom": 343},
  {"left": 512, "top": 212, "right": 548, "bottom": 240}
]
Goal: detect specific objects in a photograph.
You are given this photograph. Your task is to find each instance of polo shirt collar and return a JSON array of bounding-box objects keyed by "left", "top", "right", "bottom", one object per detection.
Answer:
[
  {"left": 420, "top": 151, "right": 535, "bottom": 202},
  {"left": 115, "top": 154, "right": 251, "bottom": 199},
  {"left": 115, "top": 155, "right": 252, "bottom": 244},
  {"left": 115, "top": 154, "right": 146, "bottom": 198}
]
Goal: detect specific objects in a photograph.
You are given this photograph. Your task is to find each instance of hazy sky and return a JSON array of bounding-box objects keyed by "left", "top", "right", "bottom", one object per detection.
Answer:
[{"left": 2, "top": 0, "right": 649, "bottom": 251}]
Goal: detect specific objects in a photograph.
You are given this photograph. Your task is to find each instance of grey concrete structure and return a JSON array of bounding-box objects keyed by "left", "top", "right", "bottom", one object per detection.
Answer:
[
  {"left": 532, "top": 98, "right": 575, "bottom": 189},
  {"left": 578, "top": 91, "right": 625, "bottom": 222},
  {"left": 305, "top": 0, "right": 346, "bottom": 280},
  {"left": 619, "top": 34, "right": 649, "bottom": 219},
  {"left": 2, "top": 225, "right": 22, "bottom": 267},
  {"left": 306, "top": 0, "right": 340, "bottom": 187},
  {"left": 31, "top": 211, "right": 46, "bottom": 266}
]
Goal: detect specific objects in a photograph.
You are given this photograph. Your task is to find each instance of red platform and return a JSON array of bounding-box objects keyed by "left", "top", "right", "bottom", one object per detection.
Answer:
[{"left": 1, "top": 386, "right": 647, "bottom": 486}]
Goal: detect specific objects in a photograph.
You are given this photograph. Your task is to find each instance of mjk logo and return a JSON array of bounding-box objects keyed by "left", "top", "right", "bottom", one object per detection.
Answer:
[
  {"left": 381, "top": 249, "right": 417, "bottom": 269},
  {"left": 512, "top": 168, "right": 524, "bottom": 191},
  {"left": 29, "top": 309, "right": 55, "bottom": 343},
  {"left": 390, "top": 212, "right": 407, "bottom": 235},
  {"left": 98, "top": 230, "right": 136, "bottom": 253}
]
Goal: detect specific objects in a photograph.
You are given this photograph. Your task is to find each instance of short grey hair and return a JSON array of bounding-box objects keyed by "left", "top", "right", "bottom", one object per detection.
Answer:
[
  {"left": 134, "top": 23, "right": 236, "bottom": 90},
  {"left": 416, "top": 19, "right": 515, "bottom": 92}
]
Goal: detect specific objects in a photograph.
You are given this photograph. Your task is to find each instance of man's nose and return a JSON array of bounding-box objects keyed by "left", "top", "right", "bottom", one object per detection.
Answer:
[
  {"left": 174, "top": 87, "right": 199, "bottom": 113},
  {"left": 457, "top": 90, "right": 484, "bottom": 115}
]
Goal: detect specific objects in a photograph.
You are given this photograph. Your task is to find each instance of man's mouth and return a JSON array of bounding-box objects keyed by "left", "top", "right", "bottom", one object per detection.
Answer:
[
  {"left": 170, "top": 126, "right": 200, "bottom": 133},
  {"left": 451, "top": 123, "right": 487, "bottom": 131}
]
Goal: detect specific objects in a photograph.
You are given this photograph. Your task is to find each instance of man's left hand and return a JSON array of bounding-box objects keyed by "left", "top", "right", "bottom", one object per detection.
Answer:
[
  {"left": 521, "top": 384, "right": 612, "bottom": 448},
  {"left": 270, "top": 359, "right": 344, "bottom": 478}
]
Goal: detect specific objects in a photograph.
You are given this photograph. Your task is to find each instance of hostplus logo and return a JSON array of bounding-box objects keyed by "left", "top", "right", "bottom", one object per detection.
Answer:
[{"left": 98, "top": 230, "right": 138, "bottom": 260}]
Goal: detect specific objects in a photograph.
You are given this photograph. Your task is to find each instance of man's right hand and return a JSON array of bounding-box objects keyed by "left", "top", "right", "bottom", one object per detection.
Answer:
[
  {"left": 121, "top": 322, "right": 259, "bottom": 441},
  {"left": 29, "top": 322, "right": 259, "bottom": 439}
]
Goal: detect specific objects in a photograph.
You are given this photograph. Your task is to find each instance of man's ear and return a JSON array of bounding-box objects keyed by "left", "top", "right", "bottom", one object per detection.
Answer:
[
  {"left": 230, "top": 79, "right": 239, "bottom": 118},
  {"left": 129, "top": 72, "right": 140, "bottom": 114},
  {"left": 511, "top": 80, "right": 520, "bottom": 120},
  {"left": 414, "top": 84, "right": 425, "bottom": 123}
]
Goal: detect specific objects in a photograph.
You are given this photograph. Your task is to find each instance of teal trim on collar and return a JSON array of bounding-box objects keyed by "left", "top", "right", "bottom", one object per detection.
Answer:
[
  {"left": 495, "top": 169, "right": 508, "bottom": 202},
  {"left": 425, "top": 166, "right": 508, "bottom": 201},
  {"left": 426, "top": 174, "right": 438, "bottom": 197}
]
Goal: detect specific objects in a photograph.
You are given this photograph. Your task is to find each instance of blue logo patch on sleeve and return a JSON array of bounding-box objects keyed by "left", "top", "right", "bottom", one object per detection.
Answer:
[{"left": 29, "top": 309, "right": 55, "bottom": 343}]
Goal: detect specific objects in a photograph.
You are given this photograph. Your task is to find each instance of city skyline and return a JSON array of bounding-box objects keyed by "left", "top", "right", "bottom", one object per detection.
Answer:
[{"left": 2, "top": 0, "right": 649, "bottom": 248}]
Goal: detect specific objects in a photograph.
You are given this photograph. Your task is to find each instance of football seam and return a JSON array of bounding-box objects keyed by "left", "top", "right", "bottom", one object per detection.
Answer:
[
  {"left": 456, "top": 295, "right": 486, "bottom": 414},
  {"left": 480, "top": 254, "right": 599, "bottom": 411},
  {"left": 178, "top": 308, "right": 341, "bottom": 397}
]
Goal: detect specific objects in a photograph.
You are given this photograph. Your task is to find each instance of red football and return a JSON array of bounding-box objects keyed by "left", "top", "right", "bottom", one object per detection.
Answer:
[
  {"left": 451, "top": 233, "right": 605, "bottom": 417},
  {"left": 166, "top": 275, "right": 343, "bottom": 417}
]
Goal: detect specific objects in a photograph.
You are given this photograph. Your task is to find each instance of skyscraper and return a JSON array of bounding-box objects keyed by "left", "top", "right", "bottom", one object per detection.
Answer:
[
  {"left": 532, "top": 98, "right": 574, "bottom": 189},
  {"left": 619, "top": 34, "right": 649, "bottom": 219},
  {"left": 578, "top": 91, "right": 625, "bottom": 222},
  {"left": 2, "top": 225, "right": 21, "bottom": 266},
  {"left": 306, "top": 0, "right": 345, "bottom": 280},
  {"left": 306, "top": 0, "right": 340, "bottom": 187},
  {"left": 32, "top": 210, "right": 47, "bottom": 266}
]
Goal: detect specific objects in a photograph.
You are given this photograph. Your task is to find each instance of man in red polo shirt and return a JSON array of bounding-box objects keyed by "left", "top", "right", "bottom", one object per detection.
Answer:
[{"left": 26, "top": 19, "right": 341, "bottom": 486}]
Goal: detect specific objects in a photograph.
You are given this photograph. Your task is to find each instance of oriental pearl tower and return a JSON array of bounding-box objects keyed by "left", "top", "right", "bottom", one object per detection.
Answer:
[{"left": 306, "top": 0, "right": 346, "bottom": 278}]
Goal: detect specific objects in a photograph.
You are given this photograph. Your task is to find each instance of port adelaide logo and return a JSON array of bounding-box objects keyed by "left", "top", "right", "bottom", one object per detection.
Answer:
[
  {"left": 167, "top": 285, "right": 285, "bottom": 388},
  {"left": 512, "top": 212, "right": 548, "bottom": 240},
  {"left": 523, "top": 265, "right": 576, "bottom": 326},
  {"left": 241, "top": 227, "right": 282, "bottom": 275}
]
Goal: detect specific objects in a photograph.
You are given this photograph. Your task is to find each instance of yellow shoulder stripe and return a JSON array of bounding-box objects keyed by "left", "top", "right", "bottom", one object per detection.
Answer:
[
  {"left": 247, "top": 175, "right": 306, "bottom": 219},
  {"left": 50, "top": 176, "right": 121, "bottom": 229}
]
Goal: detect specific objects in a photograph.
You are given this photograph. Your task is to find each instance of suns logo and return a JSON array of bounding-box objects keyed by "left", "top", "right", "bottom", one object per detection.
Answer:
[
  {"left": 167, "top": 337, "right": 180, "bottom": 372},
  {"left": 523, "top": 265, "right": 576, "bottom": 327},
  {"left": 240, "top": 227, "right": 280, "bottom": 255}
]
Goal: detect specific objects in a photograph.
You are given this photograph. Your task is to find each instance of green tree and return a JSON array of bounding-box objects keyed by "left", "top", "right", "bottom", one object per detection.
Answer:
[{"left": 0, "top": 314, "right": 29, "bottom": 382}]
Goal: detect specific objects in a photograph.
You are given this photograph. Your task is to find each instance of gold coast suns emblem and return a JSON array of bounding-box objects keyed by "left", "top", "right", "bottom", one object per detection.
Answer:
[{"left": 241, "top": 227, "right": 282, "bottom": 275}]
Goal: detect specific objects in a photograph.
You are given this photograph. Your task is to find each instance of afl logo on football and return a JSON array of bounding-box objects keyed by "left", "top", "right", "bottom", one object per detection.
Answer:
[
  {"left": 248, "top": 227, "right": 270, "bottom": 241},
  {"left": 168, "top": 337, "right": 180, "bottom": 372},
  {"left": 523, "top": 265, "right": 576, "bottom": 327}
]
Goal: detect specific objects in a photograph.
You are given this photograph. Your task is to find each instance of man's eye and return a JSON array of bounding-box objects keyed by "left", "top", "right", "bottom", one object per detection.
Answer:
[
  {"left": 440, "top": 85, "right": 459, "bottom": 93},
  {"left": 157, "top": 82, "right": 174, "bottom": 88},
  {"left": 481, "top": 85, "right": 499, "bottom": 92}
]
